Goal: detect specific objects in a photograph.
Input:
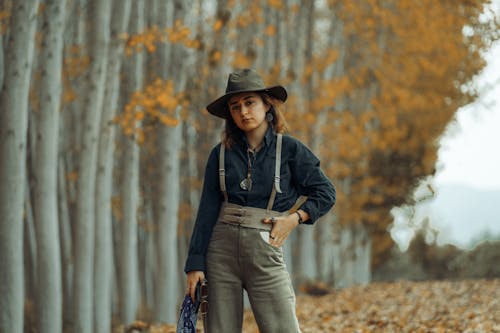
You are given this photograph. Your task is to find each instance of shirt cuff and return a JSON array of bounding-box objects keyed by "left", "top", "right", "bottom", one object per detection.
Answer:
[
  {"left": 184, "top": 254, "right": 206, "bottom": 273},
  {"left": 300, "top": 202, "right": 318, "bottom": 224}
]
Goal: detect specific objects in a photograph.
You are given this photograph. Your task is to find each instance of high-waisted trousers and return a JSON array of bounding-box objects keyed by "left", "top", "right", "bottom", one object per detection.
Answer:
[{"left": 206, "top": 221, "right": 301, "bottom": 333}]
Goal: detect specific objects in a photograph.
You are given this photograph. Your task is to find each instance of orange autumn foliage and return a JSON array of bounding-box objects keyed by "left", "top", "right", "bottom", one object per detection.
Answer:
[
  {"left": 278, "top": 0, "right": 497, "bottom": 268},
  {"left": 116, "top": 79, "right": 184, "bottom": 144},
  {"left": 125, "top": 22, "right": 199, "bottom": 56}
]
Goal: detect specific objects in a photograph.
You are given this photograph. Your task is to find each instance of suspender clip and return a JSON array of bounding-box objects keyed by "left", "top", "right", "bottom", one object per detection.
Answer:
[{"left": 274, "top": 176, "right": 282, "bottom": 193}]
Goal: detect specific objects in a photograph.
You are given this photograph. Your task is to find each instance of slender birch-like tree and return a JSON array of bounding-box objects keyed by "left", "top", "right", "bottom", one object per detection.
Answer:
[
  {"left": 113, "top": 0, "right": 142, "bottom": 325},
  {"left": 94, "top": 0, "right": 132, "bottom": 331},
  {"left": 32, "top": 0, "right": 67, "bottom": 332},
  {"left": 72, "top": 0, "right": 111, "bottom": 331},
  {"left": 153, "top": 0, "right": 196, "bottom": 321},
  {"left": 57, "top": 2, "right": 89, "bottom": 328},
  {"left": 0, "top": 1, "right": 40, "bottom": 332},
  {"left": 151, "top": 0, "right": 175, "bottom": 322}
]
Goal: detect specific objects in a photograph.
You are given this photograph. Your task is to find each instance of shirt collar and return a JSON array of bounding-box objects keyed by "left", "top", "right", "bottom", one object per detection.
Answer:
[
  {"left": 239, "top": 126, "right": 275, "bottom": 149},
  {"left": 263, "top": 126, "right": 275, "bottom": 147}
]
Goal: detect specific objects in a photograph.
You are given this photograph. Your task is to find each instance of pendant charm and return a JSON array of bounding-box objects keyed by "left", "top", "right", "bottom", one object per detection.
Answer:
[{"left": 240, "top": 178, "right": 250, "bottom": 191}]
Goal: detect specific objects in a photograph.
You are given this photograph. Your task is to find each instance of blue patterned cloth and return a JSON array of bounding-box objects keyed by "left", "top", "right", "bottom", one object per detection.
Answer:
[{"left": 176, "top": 295, "right": 199, "bottom": 333}]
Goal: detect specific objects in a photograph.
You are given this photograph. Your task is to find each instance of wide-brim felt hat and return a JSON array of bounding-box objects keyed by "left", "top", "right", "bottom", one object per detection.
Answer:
[{"left": 206, "top": 68, "right": 288, "bottom": 119}]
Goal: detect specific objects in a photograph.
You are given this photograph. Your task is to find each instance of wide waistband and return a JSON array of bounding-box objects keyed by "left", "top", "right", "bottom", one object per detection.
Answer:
[{"left": 218, "top": 202, "right": 285, "bottom": 231}]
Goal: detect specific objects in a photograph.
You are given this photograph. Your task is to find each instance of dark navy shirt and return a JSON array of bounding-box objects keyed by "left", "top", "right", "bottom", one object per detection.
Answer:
[{"left": 184, "top": 128, "right": 336, "bottom": 272}]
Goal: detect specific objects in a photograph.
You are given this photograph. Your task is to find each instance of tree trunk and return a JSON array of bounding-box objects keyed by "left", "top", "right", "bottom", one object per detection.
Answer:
[
  {"left": 314, "top": 215, "right": 336, "bottom": 284},
  {"left": 261, "top": 0, "right": 281, "bottom": 73},
  {"left": 150, "top": 0, "right": 173, "bottom": 322},
  {"left": 153, "top": 0, "right": 194, "bottom": 322},
  {"left": 94, "top": 0, "right": 132, "bottom": 331},
  {"left": 205, "top": 0, "right": 233, "bottom": 144},
  {"left": 57, "top": 156, "right": 73, "bottom": 329},
  {"left": 23, "top": 177, "right": 37, "bottom": 309},
  {"left": 0, "top": 28, "right": 3, "bottom": 87},
  {"left": 290, "top": 0, "right": 316, "bottom": 287},
  {"left": 60, "top": 0, "right": 86, "bottom": 194},
  {"left": 72, "top": 0, "right": 111, "bottom": 332},
  {"left": 332, "top": 224, "right": 372, "bottom": 288},
  {"left": 136, "top": 2, "right": 156, "bottom": 314},
  {"left": 0, "top": 1, "right": 40, "bottom": 332},
  {"left": 59, "top": 1, "right": 87, "bottom": 327},
  {"left": 178, "top": 120, "right": 200, "bottom": 281},
  {"left": 311, "top": 10, "right": 343, "bottom": 286},
  {"left": 110, "top": 0, "right": 141, "bottom": 325},
  {"left": 117, "top": 67, "right": 141, "bottom": 333},
  {"left": 32, "top": 0, "right": 67, "bottom": 332},
  {"left": 154, "top": 127, "right": 182, "bottom": 323}
]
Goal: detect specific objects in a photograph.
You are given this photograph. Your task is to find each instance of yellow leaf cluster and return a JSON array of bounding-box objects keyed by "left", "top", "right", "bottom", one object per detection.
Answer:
[
  {"left": 235, "top": 1, "right": 264, "bottom": 29},
  {"left": 267, "top": 0, "right": 284, "bottom": 9},
  {"left": 117, "top": 79, "right": 184, "bottom": 144},
  {"left": 213, "top": 19, "right": 223, "bottom": 32},
  {"left": 232, "top": 51, "right": 252, "bottom": 68},
  {"left": 264, "top": 24, "right": 276, "bottom": 36},
  {"left": 126, "top": 25, "right": 162, "bottom": 55},
  {"left": 62, "top": 86, "right": 77, "bottom": 105},
  {"left": 125, "top": 22, "right": 199, "bottom": 56},
  {"left": 166, "top": 20, "right": 199, "bottom": 49},
  {"left": 236, "top": 11, "right": 254, "bottom": 28},
  {"left": 0, "top": 10, "right": 10, "bottom": 21},
  {"left": 210, "top": 50, "right": 222, "bottom": 63},
  {"left": 0, "top": 9, "right": 11, "bottom": 34},
  {"left": 66, "top": 171, "right": 78, "bottom": 182},
  {"left": 111, "top": 196, "right": 123, "bottom": 222},
  {"left": 63, "top": 45, "right": 90, "bottom": 78}
]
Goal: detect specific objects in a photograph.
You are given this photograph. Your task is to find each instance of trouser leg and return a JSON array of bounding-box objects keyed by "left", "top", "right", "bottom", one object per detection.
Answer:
[
  {"left": 242, "top": 229, "right": 301, "bottom": 333},
  {"left": 206, "top": 223, "right": 244, "bottom": 332}
]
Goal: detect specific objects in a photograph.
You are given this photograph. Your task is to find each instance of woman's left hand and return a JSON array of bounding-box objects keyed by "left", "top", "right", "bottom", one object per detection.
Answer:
[{"left": 261, "top": 214, "right": 299, "bottom": 247}]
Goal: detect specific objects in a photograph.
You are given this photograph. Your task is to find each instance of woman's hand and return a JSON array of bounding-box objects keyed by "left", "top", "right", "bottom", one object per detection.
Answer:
[
  {"left": 262, "top": 211, "right": 307, "bottom": 247},
  {"left": 186, "top": 270, "right": 205, "bottom": 302}
]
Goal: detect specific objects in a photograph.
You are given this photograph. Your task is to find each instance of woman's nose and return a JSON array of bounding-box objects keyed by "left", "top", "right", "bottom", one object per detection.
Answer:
[{"left": 237, "top": 105, "right": 249, "bottom": 115}]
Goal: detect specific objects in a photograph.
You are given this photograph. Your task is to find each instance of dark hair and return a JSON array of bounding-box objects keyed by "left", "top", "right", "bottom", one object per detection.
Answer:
[{"left": 222, "top": 92, "right": 288, "bottom": 148}]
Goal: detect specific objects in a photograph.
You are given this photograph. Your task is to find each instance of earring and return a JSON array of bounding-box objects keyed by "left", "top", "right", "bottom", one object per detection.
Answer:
[{"left": 266, "top": 112, "right": 274, "bottom": 122}]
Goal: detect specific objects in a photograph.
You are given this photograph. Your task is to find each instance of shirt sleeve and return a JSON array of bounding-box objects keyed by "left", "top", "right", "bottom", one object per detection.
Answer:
[
  {"left": 287, "top": 136, "right": 336, "bottom": 223},
  {"left": 184, "top": 145, "right": 222, "bottom": 273}
]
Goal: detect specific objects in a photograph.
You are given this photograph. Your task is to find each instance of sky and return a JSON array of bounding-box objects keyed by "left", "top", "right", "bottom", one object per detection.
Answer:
[
  {"left": 434, "top": 41, "right": 500, "bottom": 191},
  {"left": 391, "top": 4, "right": 500, "bottom": 250}
]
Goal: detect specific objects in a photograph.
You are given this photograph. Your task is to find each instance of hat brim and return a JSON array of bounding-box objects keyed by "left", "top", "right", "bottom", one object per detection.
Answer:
[{"left": 206, "top": 85, "right": 287, "bottom": 119}]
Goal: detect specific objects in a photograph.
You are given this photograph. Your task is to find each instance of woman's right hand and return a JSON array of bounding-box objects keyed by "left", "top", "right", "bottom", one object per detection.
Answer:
[{"left": 186, "top": 270, "right": 205, "bottom": 302}]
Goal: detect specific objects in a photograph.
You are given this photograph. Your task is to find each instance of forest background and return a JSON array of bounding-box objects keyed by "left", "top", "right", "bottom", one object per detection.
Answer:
[{"left": 0, "top": 0, "right": 499, "bottom": 333}]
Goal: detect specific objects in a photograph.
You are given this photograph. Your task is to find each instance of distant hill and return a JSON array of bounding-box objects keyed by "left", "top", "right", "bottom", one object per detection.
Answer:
[
  {"left": 422, "top": 184, "right": 500, "bottom": 248},
  {"left": 379, "top": 184, "right": 500, "bottom": 282}
]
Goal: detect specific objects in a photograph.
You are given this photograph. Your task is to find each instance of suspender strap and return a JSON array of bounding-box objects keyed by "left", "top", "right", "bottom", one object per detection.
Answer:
[
  {"left": 266, "top": 134, "right": 283, "bottom": 211},
  {"left": 218, "top": 133, "right": 283, "bottom": 209},
  {"left": 219, "top": 144, "right": 228, "bottom": 202},
  {"left": 288, "top": 195, "right": 308, "bottom": 213}
]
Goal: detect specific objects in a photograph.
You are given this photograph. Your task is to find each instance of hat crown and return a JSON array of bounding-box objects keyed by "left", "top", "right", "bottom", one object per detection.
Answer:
[{"left": 225, "top": 69, "right": 266, "bottom": 94}]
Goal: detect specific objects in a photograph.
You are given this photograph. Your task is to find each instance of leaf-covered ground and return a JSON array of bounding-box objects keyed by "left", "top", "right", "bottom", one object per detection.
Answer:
[{"left": 124, "top": 279, "right": 500, "bottom": 333}]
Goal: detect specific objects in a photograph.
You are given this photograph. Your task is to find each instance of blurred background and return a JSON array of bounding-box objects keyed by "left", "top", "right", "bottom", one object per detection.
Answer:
[{"left": 0, "top": 0, "right": 499, "bottom": 332}]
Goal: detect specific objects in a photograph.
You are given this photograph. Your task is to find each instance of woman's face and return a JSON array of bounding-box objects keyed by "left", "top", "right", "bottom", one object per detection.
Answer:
[{"left": 228, "top": 92, "right": 270, "bottom": 133}]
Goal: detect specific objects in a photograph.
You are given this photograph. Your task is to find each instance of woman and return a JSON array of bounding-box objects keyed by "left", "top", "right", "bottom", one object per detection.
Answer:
[{"left": 184, "top": 68, "right": 336, "bottom": 332}]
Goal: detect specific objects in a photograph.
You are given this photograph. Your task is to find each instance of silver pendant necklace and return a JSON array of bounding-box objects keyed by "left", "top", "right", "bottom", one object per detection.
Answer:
[{"left": 240, "top": 146, "right": 259, "bottom": 191}]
